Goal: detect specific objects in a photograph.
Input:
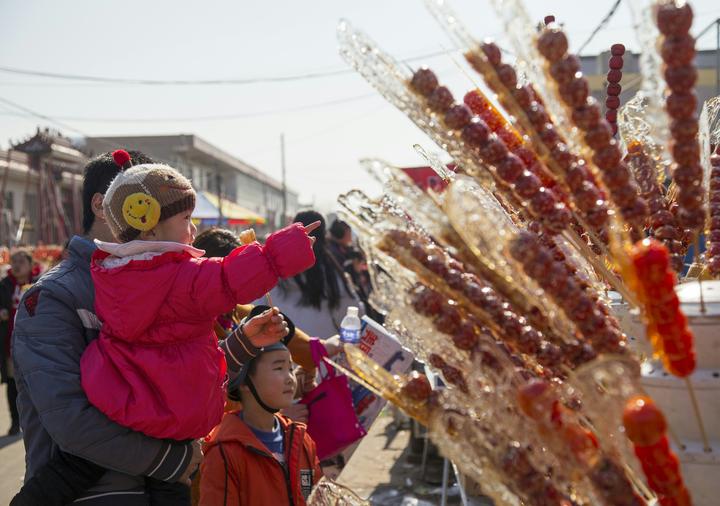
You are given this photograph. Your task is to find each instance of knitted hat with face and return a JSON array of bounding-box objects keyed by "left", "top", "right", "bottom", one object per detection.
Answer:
[{"left": 103, "top": 151, "right": 196, "bottom": 242}]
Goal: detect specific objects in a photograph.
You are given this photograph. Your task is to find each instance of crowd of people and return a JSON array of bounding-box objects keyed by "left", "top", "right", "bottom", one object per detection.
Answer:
[{"left": 2, "top": 149, "right": 378, "bottom": 506}]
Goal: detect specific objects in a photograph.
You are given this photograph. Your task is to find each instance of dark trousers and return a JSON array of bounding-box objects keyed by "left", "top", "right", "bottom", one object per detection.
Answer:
[
  {"left": 6, "top": 378, "right": 19, "bottom": 429},
  {"left": 11, "top": 451, "right": 190, "bottom": 506}
]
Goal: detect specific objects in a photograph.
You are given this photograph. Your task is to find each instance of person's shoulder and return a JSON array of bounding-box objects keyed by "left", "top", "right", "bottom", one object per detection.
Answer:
[
  {"left": 32, "top": 259, "right": 90, "bottom": 299},
  {"left": 16, "top": 259, "right": 94, "bottom": 325}
]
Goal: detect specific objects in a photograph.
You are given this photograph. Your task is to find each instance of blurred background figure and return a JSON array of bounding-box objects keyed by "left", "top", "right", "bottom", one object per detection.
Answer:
[
  {"left": 267, "top": 211, "right": 364, "bottom": 338},
  {"left": 327, "top": 219, "right": 353, "bottom": 268},
  {"left": 0, "top": 249, "right": 39, "bottom": 436}
]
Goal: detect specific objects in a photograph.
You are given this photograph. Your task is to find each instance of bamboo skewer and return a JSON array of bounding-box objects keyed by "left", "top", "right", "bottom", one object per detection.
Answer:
[
  {"left": 666, "top": 423, "right": 686, "bottom": 452},
  {"left": 694, "top": 236, "right": 706, "bottom": 314},
  {"left": 684, "top": 378, "right": 711, "bottom": 452}
]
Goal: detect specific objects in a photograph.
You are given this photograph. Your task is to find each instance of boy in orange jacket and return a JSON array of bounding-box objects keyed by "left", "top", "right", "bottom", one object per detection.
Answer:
[{"left": 199, "top": 340, "right": 323, "bottom": 505}]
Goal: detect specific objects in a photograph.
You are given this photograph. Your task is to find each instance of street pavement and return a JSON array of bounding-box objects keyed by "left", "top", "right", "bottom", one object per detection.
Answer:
[{"left": 0, "top": 383, "right": 26, "bottom": 505}]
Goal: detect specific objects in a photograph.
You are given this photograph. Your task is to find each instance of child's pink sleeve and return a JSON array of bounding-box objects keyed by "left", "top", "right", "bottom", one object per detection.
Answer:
[{"left": 176, "top": 223, "right": 315, "bottom": 318}]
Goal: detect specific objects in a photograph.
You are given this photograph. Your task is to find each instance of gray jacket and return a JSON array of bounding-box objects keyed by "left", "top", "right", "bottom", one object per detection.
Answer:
[{"left": 12, "top": 236, "right": 193, "bottom": 505}]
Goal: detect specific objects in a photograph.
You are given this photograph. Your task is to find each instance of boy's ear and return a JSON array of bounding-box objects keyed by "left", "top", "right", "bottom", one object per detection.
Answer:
[{"left": 91, "top": 193, "right": 105, "bottom": 220}]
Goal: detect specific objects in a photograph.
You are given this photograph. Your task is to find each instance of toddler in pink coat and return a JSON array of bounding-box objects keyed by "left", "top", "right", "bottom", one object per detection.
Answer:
[{"left": 80, "top": 152, "right": 316, "bottom": 442}]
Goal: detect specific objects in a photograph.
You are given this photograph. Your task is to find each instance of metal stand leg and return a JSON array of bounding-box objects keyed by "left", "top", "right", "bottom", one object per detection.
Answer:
[
  {"left": 452, "top": 461, "right": 469, "bottom": 506},
  {"left": 440, "top": 458, "right": 450, "bottom": 506},
  {"left": 420, "top": 423, "right": 430, "bottom": 481}
]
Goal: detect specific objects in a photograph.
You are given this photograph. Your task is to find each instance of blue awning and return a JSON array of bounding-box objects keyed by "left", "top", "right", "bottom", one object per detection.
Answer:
[{"left": 192, "top": 191, "right": 222, "bottom": 220}]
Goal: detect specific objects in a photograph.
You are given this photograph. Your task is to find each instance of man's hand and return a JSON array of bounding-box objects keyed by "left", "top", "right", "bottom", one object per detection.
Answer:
[
  {"left": 281, "top": 403, "right": 309, "bottom": 423},
  {"left": 0, "top": 309, "right": 9, "bottom": 321},
  {"left": 322, "top": 335, "right": 344, "bottom": 357},
  {"left": 242, "top": 307, "right": 288, "bottom": 348},
  {"left": 294, "top": 367, "right": 317, "bottom": 397},
  {"left": 176, "top": 440, "right": 202, "bottom": 486}
]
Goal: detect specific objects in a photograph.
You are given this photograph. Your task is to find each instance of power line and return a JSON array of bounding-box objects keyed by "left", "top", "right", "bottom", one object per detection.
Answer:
[
  {"left": 577, "top": 0, "right": 623, "bottom": 54},
  {"left": 0, "top": 96, "right": 91, "bottom": 137},
  {"left": 0, "top": 64, "right": 348, "bottom": 86},
  {"left": 0, "top": 92, "right": 379, "bottom": 123},
  {"left": 0, "top": 49, "right": 455, "bottom": 86},
  {"left": 0, "top": 43, "right": 516, "bottom": 87},
  {"left": 0, "top": 96, "right": 117, "bottom": 150}
]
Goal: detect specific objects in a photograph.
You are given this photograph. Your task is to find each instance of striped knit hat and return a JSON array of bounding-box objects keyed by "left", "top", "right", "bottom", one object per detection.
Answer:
[{"left": 103, "top": 150, "right": 196, "bottom": 242}]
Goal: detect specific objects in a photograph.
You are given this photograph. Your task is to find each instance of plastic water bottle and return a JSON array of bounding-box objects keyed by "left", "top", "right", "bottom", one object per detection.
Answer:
[{"left": 339, "top": 306, "right": 362, "bottom": 344}]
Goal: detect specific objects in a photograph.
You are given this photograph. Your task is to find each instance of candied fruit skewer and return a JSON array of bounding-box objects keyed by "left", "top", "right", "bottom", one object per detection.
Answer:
[
  {"left": 426, "top": 351, "right": 471, "bottom": 393},
  {"left": 464, "top": 42, "right": 612, "bottom": 242},
  {"left": 625, "top": 141, "right": 686, "bottom": 273},
  {"left": 411, "top": 285, "right": 552, "bottom": 383},
  {"left": 462, "top": 89, "right": 561, "bottom": 193},
  {"left": 459, "top": 93, "right": 613, "bottom": 249},
  {"left": 628, "top": 239, "right": 696, "bottom": 378},
  {"left": 387, "top": 231, "right": 593, "bottom": 373},
  {"left": 438, "top": 225, "right": 553, "bottom": 330},
  {"left": 623, "top": 396, "right": 692, "bottom": 506},
  {"left": 518, "top": 380, "right": 645, "bottom": 506},
  {"left": 462, "top": 89, "right": 611, "bottom": 247},
  {"left": 410, "top": 68, "right": 529, "bottom": 219},
  {"left": 536, "top": 23, "right": 648, "bottom": 240},
  {"left": 509, "top": 230, "right": 629, "bottom": 355},
  {"left": 655, "top": 0, "right": 706, "bottom": 236},
  {"left": 387, "top": 229, "right": 601, "bottom": 370},
  {"left": 496, "top": 441, "right": 580, "bottom": 506},
  {"left": 707, "top": 153, "right": 720, "bottom": 276},
  {"left": 466, "top": 42, "right": 612, "bottom": 215},
  {"left": 341, "top": 346, "right": 436, "bottom": 426},
  {"left": 408, "top": 66, "right": 572, "bottom": 235},
  {"left": 605, "top": 43, "right": 626, "bottom": 137},
  {"left": 528, "top": 221, "right": 624, "bottom": 335},
  {"left": 347, "top": 345, "right": 575, "bottom": 505},
  {"left": 412, "top": 282, "right": 575, "bottom": 378}
]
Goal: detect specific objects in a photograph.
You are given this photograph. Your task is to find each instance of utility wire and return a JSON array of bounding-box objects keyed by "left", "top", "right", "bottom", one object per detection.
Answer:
[
  {"left": 577, "top": 0, "right": 623, "bottom": 55},
  {"left": 0, "top": 49, "right": 452, "bottom": 86},
  {"left": 0, "top": 92, "right": 379, "bottom": 123},
  {"left": 0, "top": 43, "right": 514, "bottom": 87},
  {"left": 0, "top": 96, "right": 117, "bottom": 150}
]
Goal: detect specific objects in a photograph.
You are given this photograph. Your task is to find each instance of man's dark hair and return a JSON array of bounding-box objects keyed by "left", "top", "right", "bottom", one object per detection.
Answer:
[
  {"left": 82, "top": 150, "right": 156, "bottom": 233},
  {"left": 193, "top": 228, "right": 241, "bottom": 258},
  {"left": 329, "top": 219, "right": 351, "bottom": 240}
]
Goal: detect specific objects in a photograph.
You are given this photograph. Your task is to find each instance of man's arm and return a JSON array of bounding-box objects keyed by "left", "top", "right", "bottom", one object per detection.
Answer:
[{"left": 13, "top": 285, "right": 194, "bottom": 481}]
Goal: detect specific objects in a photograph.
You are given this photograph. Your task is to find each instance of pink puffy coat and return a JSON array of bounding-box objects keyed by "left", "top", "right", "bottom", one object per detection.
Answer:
[{"left": 80, "top": 223, "right": 315, "bottom": 440}]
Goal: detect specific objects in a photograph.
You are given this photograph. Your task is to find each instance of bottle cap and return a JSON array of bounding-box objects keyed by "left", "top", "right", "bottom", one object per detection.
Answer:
[{"left": 347, "top": 306, "right": 359, "bottom": 317}]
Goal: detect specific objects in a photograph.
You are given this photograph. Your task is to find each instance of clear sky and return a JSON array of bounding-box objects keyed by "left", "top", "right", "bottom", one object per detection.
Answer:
[{"left": 1, "top": 0, "right": 719, "bottom": 213}]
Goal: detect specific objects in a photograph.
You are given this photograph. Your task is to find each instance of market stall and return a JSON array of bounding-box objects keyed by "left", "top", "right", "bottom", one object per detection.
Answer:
[{"left": 309, "top": 1, "right": 720, "bottom": 504}]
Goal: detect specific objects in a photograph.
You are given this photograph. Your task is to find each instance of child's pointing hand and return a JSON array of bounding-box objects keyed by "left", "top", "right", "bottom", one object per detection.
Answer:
[{"left": 304, "top": 221, "right": 321, "bottom": 245}]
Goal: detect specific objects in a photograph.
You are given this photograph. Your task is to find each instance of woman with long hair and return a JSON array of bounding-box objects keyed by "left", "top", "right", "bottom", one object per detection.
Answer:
[{"left": 267, "top": 211, "right": 363, "bottom": 338}]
